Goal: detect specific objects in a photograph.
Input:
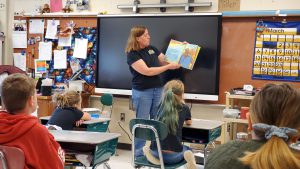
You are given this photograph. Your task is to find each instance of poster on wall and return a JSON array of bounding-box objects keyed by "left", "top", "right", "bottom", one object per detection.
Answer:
[{"left": 252, "top": 20, "right": 300, "bottom": 82}]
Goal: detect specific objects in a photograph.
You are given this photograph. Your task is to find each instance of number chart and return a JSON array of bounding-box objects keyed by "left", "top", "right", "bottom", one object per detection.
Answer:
[{"left": 252, "top": 21, "right": 300, "bottom": 82}]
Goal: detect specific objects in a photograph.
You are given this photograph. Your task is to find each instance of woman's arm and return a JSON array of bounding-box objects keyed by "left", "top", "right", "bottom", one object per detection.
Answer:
[{"left": 131, "top": 59, "right": 180, "bottom": 76}]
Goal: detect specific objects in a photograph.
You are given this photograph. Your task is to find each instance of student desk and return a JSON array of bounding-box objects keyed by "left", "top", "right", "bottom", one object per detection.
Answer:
[
  {"left": 50, "top": 130, "right": 121, "bottom": 169},
  {"left": 40, "top": 116, "right": 111, "bottom": 132},
  {"left": 182, "top": 119, "right": 224, "bottom": 164}
]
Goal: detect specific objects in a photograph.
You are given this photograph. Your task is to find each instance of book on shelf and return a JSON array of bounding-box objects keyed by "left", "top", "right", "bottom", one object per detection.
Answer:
[{"left": 165, "top": 39, "right": 201, "bottom": 70}]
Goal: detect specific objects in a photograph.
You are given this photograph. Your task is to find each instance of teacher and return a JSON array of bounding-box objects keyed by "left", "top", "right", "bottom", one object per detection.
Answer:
[{"left": 125, "top": 25, "right": 180, "bottom": 157}]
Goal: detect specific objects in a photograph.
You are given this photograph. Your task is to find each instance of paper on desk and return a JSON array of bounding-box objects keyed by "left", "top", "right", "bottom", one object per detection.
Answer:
[
  {"left": 73, "top": 38, "right": 88, "bottom": 59},
  {"left": 29, "top": 19, "right": 45, "bottom": 34},
  {"left": 58, "top": 36, "right": 72, "bottom": 47},
  {"left": 39, "top": 42, "right": 52, "bottom": 60},
  {"left": 13, "top": 53, "right": 26, "bottom": 71},
  {"left": 75, "top": 153, "right": 92, "bottom": 167},
  {"left": 12, "top": 31, "right": 27, "bottom": 48},
  {"left": 82, "top": 108, "right": 101, "bottom": 112},
  {"left": 35, "top": 59, "right": 47, "bottom": 74},
  {"left": 45, "top": 20, "right": 60, "bottom": 39},
  {"left": 54, "top": 50, "right": 67, "bottom": 69}
]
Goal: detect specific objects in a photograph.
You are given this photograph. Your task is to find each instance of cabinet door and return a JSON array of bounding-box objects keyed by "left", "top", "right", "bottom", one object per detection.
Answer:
[{"left": 37, "top": 98, "right": 55, "bottom": 117}]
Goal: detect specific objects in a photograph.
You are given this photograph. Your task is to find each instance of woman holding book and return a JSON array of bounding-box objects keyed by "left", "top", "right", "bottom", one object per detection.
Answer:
[{"left": 125, "top": 25, "right": 180, "bottom": 157}]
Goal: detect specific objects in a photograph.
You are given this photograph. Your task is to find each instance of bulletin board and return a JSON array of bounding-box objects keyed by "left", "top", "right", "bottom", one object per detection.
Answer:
[
  {"left": 24, "top": 16, "right": 97, "bottom": 85},
  {"left": 252, "top": 21, "right": 300, "bottom": 81},
  {"left": 218, "top": 17, "right": 300, "bottom": 104}
]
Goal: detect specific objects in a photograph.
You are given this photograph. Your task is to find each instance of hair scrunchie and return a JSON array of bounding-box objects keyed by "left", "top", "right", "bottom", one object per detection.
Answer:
[{"left": 253, "top": 123, "right": 298, "bottom": 142}]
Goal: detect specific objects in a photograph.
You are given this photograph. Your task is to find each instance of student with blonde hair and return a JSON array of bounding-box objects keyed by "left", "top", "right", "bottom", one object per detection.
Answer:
[
  {"left": 48, "top": 90, "right": 91, "bottom": 130},
  {"left": 205, "top": 83, "right": 300, "bottom": 169},
  {"left": 126, "top": 25, "right": 180, "bottom": 157},
  {"left": 143, "top": 80, "right": 197, "bottom": 169}
]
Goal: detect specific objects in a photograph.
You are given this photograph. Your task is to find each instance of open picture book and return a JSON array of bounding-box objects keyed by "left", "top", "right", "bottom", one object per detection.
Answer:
[{"left": 165, "top": 39, "right": 201, "bottom": 70}]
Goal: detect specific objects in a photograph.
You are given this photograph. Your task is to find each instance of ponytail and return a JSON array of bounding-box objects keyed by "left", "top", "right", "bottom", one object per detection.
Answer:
[
  {"left": 157, "top": 89, "right": 179, "bottom": 135},
  {"left": 240, "top": 137, "right": 300, "bottom": 169},
  {"left": 52, "top": 90, "right": 81, "bottom": 108}
]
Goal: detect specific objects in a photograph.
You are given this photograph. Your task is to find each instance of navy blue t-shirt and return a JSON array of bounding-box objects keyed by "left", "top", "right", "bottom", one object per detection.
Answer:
[
  {"left": 127, "top": 45, "right": 163, "bottom": 90},
  {"left": 47, "top": 107, "right": 83, "bottom": 130},
  {"left": 150, "top": 104, "right": 192, "bottom": 152}
]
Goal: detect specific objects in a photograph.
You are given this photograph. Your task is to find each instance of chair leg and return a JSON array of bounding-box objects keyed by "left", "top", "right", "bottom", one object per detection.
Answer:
[
  {"left": 114, "top": 149, "right": 119, "bottom": 156},
  {"left": 103, "top": 162, "right": 111, "bottom": 169}
]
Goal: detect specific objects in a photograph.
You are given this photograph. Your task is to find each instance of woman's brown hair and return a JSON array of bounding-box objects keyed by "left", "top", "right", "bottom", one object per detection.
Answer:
[
  {"left": 125, "top": 25, "right": 147, "bottom": 53},
  {"left": 52, "top": 90, "right": 81, "bottom": 108},
  {"left": 240, "top": 83, "right": 300, "bottom": 169}
]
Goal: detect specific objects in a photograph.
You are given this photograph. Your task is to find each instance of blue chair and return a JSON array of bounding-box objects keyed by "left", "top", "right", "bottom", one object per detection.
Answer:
[{"left": 129, "top": 118, "right": 187, "bottom": 169}]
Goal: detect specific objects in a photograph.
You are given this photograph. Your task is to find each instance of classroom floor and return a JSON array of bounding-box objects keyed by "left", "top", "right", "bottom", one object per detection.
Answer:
[{"left": 76, "top": 149, "right": 204, "bottom": 169}]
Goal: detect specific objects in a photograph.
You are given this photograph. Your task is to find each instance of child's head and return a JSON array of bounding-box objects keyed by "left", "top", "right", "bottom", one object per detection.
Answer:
[
  {"left": 53, "top": 90, "right": 81, "bottom": 109},
  {"left": 1, "top": 73, "right": 37, "bottom": 114},
  {"left": 163, "top": 79, "right": 184, "bottom": 104},
  {"left": 250, "top": 83, "right": 300, "bottom": 130},
  {"left": 157, "top": 80, "right": 185, "bottom": 134},
  {"left": 241, "top": 83, "right": 300, "bottom": 169}
]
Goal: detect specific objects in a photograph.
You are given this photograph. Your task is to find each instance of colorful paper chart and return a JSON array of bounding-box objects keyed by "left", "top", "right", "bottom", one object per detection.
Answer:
[
  {"left": 35, "top": 60, "right": 47, "bottom": 74},
  {"left": 252, "top": 21, "right": 300, "bottom": 82}
]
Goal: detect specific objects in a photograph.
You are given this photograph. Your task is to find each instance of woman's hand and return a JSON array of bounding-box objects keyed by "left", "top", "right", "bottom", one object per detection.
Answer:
[
  {"left": 75, "top": 120, "right": 84, "bottom": 126},
  {"left": 167, "top": 62, "right": 181, "bottom": 70}
]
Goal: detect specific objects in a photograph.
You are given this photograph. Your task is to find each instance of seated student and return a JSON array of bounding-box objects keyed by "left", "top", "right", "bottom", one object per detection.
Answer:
[
  {"left": 143, "top": 80, "right": 197, "bottom": 169},
  {"left": 0, "top": 73, "right": 64, "bottom": 169},
  {"left": 47, "top": 90, "right": 91, "bottom": 130},
  {"left": 205, "top": 83, "right": 300, "bottom": 169}
]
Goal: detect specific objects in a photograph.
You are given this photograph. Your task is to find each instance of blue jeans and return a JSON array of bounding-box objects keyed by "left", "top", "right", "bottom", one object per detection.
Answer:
[
  {"left": 151, "top": 145, "right": 191, "bottom": 165},
  {"left": 132, "top": 87, "right": 163, "bottom": 157}
]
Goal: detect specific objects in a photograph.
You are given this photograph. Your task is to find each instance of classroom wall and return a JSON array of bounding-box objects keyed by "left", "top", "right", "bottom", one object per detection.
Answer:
[
  {"left": 12, "top": 0, "right": 300, "bottom": 15},
  {"left": 2, "top": 0, "right": 300, "bottom": 64},
  {"left": 0, "top": 0, "right": 7, "bottom": 64}
]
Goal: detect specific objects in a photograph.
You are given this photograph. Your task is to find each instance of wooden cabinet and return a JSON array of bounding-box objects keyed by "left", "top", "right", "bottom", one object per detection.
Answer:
[
  {"left": 37, "top": 96, "right": 55, "bottom": 118},
  {"left": 221, "top": 93, "right": 254, "bottom": 143},
  {"left": 37, "top": 93, "right": 91, "bottom": 118}
]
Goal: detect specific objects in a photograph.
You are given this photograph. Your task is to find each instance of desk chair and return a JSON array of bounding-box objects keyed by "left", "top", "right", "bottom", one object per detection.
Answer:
[
  {"left": 100, "top": 93, "right": 118, "bottom": 157},
  {"left": 129, "top": 119, "right": 187, "bottom": 169},
  {"left": 100, "top": 93, "right": 113, "bottom": 118},
  {"left": 0, "top": 145, "right": 25, "bottom": 169}
]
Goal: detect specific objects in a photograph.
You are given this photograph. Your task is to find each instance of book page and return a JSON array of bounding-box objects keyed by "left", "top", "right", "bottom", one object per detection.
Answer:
[
  {"left": 179, "top": 44, "right": 201, "bottom": 70},
  {"left": 165, "top": 39, "right": 185, "bottom": 63}
]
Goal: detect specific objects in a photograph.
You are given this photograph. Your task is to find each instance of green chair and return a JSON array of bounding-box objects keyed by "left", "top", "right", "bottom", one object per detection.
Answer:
[
  {"left": 100, "top": 93, "right": 118, "bottom": 157},
  {"left": 100, "top": 93, "right": 113, "bottom": 118},
  {"left": 129, "top": 118, "right": 187, "bottom": 169}
]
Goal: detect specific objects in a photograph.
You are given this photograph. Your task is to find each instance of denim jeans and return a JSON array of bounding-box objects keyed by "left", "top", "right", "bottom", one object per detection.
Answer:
[
  {"left": 132, "top": 87, "right": 163, "bottom": 157},
  {"left": 150, "top": 145, "right": 191, "bottom": 164}
]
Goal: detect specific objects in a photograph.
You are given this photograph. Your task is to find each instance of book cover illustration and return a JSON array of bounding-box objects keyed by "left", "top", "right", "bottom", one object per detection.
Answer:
[{"left": 165, "top": 39, "right": 201, "bottom": 70}]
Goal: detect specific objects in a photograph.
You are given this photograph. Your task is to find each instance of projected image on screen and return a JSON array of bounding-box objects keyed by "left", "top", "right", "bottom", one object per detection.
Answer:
[{"left": 96, "top": 14, "right": 222, "bottom": 101}]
